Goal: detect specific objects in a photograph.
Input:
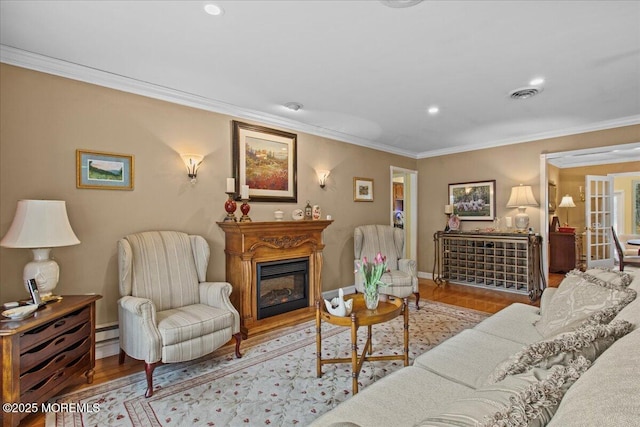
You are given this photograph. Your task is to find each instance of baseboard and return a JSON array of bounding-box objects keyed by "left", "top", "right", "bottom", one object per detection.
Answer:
[
  {"left": 418, "top": 271, "right": 433, "bottom": 279},
  {"left": 96, "top": 338, "right": 120, "bottom": 359}
]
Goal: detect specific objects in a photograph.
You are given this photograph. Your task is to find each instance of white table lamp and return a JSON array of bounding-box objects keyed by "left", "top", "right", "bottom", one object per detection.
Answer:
[
  {"left": 558, "top": 194, "right": 576, "bottom": 226},
  {"left": 506, "top": 184, "right": 539, "bottom": 232},
  {"left": 0, "top": 200, "right": 80, "bottom": 297}
]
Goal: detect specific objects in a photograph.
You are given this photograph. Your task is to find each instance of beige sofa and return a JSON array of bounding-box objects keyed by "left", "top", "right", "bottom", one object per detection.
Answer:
[{"left": 311, "top": 269, "right": 640, "bottom": 427}]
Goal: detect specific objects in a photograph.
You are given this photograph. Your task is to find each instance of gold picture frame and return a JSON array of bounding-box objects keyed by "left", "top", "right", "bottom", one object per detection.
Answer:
[
  {"left": 76, "top": 149, "right": 134, "bottom": 190},
  {"left": 353, "top": 177, "right": 374, "bottom": 202}
]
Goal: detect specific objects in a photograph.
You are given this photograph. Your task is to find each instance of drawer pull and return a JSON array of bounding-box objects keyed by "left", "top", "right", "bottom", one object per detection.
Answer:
[
  {"left": 54, "top": 337, "right": 66, "bottom": 346},
  {"left": 54, "top": 354, "right": 66, "bottom": 364},
  {"left": 54, "top": 320, "right": 66, "bottom": 328}
]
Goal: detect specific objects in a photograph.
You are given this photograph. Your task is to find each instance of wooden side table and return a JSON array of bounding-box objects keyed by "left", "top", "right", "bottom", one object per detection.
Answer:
[
  {"left": 549, "top": 231, "right": 578, "bottom": 273},
  {"left": 1, "top": 294, "right": 101, "bottom": 427},
  {"left": 315, "top": 294, "right": 409, "bottom": 395}
]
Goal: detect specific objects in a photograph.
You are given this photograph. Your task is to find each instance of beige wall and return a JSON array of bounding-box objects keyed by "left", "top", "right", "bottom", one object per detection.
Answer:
[
  {"left": 417, "top": 125, "right": 640, "bottom": 274},
  {"left": 0, "top": 64, "right": 417, "bottom": 325}
]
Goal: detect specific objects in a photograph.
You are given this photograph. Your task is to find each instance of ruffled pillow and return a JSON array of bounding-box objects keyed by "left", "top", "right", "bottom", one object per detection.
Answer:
[
  {"left": 488, "top": 320, "right": 632, "bottom": 383},
  {"left": 416, "top": 357, "right": 591, "bottom": 427},
  {"left": 536, "top": 270, "right": 636, "bottom": 338}
]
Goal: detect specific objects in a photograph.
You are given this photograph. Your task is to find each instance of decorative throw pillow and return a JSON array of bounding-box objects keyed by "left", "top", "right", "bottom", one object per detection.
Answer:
[
  {"left": 579, "top": 268, "right": 632, "bottom": 288},
  {"left": 535, "top": 270, "right": 636, "bottom": 338},
  {"left": 488, "top": 320, "right": 633, "bottom": 384},
  {"left": 416, "top": 357, "right": 591, "bottom": 427}
]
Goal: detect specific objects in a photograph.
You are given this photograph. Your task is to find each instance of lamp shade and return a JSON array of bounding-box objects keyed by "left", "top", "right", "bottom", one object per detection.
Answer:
[
  {"left": 506, "top": 185, "right": 538, "bottom": 232},
  {"left": 559, "top": 195, "right": 576, "bottom": 208},
  {"left": 0, "top": 200, "right": 80, "bottom": 248},
  {"left": 506, "top": 185, "right": 539, "bottom": 208}
]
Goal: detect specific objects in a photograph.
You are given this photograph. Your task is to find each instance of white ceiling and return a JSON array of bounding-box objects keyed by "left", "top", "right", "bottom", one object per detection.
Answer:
[{"left": 1, "top": 1, "right": 639, "bottom": 159}]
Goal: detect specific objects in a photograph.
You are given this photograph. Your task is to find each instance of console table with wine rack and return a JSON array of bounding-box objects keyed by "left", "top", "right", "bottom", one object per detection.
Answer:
[{"left": 433, "top": 231, "right": 544, "bottom": 301}]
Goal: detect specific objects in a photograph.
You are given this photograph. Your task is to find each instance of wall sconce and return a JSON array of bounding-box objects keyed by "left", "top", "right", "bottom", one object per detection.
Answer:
[
  {"left": 317, "top": 170, "right": 330, "bottom": 189},
  {"left": 181, "top": 154, "right": 203, "bottom": 183},
  {"left": 579, "top": 186, "right": 585, "bottom": 202}
]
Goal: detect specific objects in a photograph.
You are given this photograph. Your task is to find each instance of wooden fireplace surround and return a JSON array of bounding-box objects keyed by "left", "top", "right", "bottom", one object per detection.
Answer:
[{"left": 218, "top": 220, "right": 333, "bottom": 337}]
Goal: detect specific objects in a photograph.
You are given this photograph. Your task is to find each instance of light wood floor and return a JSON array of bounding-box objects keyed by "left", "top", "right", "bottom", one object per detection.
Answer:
[{"left": 19, "top": 274, "right": 565, "bottom": 427}]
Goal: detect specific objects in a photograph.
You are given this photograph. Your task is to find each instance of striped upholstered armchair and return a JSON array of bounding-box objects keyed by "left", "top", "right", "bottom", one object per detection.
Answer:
[
  {"left": 354, "top": 225, "right": 419, "bottom": 308},
  {"left": 117, "top": 231, "right": 241, "bottom": 397}
]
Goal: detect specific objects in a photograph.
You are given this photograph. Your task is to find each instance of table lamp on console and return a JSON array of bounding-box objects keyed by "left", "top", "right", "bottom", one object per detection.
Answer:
[
  {"left": 558, "top": 194, "right": 576, "bottom": 231},
  {"left": 0, "top": 200, "right": 80, "bottom": 299},
  {"left": 506, "top": 184, "right": 539, "bottom": 232}
]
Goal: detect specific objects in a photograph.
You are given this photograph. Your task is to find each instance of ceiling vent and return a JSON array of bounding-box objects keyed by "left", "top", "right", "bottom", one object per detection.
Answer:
[{"left": 509, "top": 86, "right": 543, "bottom": 100}]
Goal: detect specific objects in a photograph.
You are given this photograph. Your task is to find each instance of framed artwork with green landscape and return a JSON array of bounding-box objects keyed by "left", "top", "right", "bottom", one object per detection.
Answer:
[
  {"left": 232, "top": 120, "right": 297, "bottom": 202},
  {"left": 76, "top": 150, "right": 134, "bottom": 190},
  {"left": 448, "top": 180, "right": 495, "bottom": 221}
]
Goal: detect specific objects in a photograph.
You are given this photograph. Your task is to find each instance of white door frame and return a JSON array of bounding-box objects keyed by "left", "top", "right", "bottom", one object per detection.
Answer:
[{"left": 390, "top": 166, "right": 418, "bottom": 260}]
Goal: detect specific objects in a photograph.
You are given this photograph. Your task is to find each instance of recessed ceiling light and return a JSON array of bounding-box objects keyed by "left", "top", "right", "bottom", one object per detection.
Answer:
[
  {"left": 204, "top": 3, "right": 224, "bottom": 16},
  {"left": 529, "top": 77, "right": 545, "bottom": 86},
  {"left": 427, "top": 106, "right": 439, "bottom": 114},
  {"left": 284, "top": 102, "right": 303, "bottom": 111}
]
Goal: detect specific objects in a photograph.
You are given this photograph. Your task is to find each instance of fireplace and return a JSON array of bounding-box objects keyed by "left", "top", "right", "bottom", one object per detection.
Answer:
[
  {"left": 257, "top": 258, "right": 309, "bottom": 319},
  {"left": 218, "top": 220, "right": 332, "bottom": 337}
]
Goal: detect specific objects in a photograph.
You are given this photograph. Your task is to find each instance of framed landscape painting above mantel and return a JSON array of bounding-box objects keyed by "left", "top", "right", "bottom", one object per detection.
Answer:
[
  {"left": 448, "top": 180, "right": 495, "bottom": 221},
  {"left": 232, "top": 120, "right": 297, "bottom": 203}
]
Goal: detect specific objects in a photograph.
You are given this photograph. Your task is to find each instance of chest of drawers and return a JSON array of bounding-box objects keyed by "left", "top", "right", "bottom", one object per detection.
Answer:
[{"left": 0, "top": 295, "right": 101, "bottom": 427}]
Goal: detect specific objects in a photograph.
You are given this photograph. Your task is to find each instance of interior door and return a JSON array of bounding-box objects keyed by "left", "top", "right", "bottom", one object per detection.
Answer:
[{"left": 585, "top": 175, "right": 615, "bottom": 268}]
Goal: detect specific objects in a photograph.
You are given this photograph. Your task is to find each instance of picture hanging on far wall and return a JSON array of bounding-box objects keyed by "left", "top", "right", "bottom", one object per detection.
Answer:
[
  {"left": 448, "top": 180, "right": 496, "bottom": 220},
  {"left": 76, "top": 150, "right": 134, "bottom": 190},
  {"left": 354, "top": 177, "right": 374, "bottom": 202},
  {"left": 232, "top": 120, "right": 297, "bottom": 203}
]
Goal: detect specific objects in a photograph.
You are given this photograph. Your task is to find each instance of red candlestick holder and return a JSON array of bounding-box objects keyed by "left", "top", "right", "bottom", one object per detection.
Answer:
[
  {"left": 224, "top": 192, "right": 237, "bottom": 222},
  {"left": 239, "top": 199, "right": 252, "bottom": 222}
]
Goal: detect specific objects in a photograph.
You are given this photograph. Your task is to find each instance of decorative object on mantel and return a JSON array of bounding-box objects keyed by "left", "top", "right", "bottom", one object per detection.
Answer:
[
  {"left": 0, "top": 199, "right": 80, "bottom": 298},
  {"left": 232, "top": 120, "right": 297, "bottom": 203},
  {"left": 506, "top": 184, "right": 539, "bottom": 232},
  {"left": 323, "top": 288, "right": 353, "bottom": 317},
  {"left": 180, "top": 154, "right": 203, "bottom": 184},
  {"left": 291, "top": 209, "right": 304, "bottom": 220},
  {"left": 356, "top": 252, "right": 389, "bottom": 310},
  {"left": 239, "top": 184, "right": 251, "bottom": 222},
  {"left": 313, "top": 205, "right": 321, "bottom": 220},
  {"left": 448, "top": 214, "right": 460, "bottom": 231},
  {"left": 304, "top": 201, "right": 313, "bottom": 220},
  {"left": 448, "top": 180, "right": 496, "bottom": 221},
  {"left": 76, "top": 149, "right": 134, "bottom": 190},
  {"left": 559, "top": 194, "right": 576, "bottom": 228},
  {"left": 224, "top": 177, "right": 238, "bottom": 222},
  {"left": 274, "top": 209, "right": 284, "bottom": 221}
]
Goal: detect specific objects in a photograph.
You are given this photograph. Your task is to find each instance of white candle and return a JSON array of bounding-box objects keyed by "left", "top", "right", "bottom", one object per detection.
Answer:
[
  {"left": 505, "top": 216, "right": 513, "bottom": 228},
  {"left": 226, "top": 177, "right": 235, "bottom": 193},
  {"left": 240, "top": 185, "right": 249, "bottom": 200},
  {"left": 444, "top": 204, "right": 453, "bottom": 214}
]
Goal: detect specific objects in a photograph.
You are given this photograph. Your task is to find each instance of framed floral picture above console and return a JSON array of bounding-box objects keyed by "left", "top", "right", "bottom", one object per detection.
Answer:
[
  {"left": 232, "top": 120, "right": 297, "bottom": 203},
  {"left": 448, "top": 180, "right": 495, "bottom": 220}
]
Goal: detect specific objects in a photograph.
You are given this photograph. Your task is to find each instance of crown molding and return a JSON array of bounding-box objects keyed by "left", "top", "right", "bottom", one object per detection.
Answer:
[
  {"left": 3, "top": 45, "right": 637, "bottom": 161},
  {"left": 416, "top": 115, "right": 640, "bottom": 159},
  {"left": 0, "top": 45, "right": 417, "bottom": 159}
]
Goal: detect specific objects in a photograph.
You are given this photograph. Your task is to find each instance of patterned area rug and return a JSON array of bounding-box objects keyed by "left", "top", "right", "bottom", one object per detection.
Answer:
[{"left": 49, "top": 301, "right": 488, "bottom": 427}]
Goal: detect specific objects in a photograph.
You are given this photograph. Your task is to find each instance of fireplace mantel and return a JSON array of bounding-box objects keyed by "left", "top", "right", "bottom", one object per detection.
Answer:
[{"left": 218, "top": 220, "right": 333, "bottom": 337}]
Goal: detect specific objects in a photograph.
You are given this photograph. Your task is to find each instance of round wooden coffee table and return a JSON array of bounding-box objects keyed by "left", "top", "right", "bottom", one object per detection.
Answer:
[{"left": 315, "top": 294, "right": 409, "bottom": 395}]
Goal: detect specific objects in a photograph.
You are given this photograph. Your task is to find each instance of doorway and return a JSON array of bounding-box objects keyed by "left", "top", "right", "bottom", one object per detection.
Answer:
[
  {"left": 390, "top": 166, "right": 418, "bottom": 260},
  {"left": 540, "top": 142, "right": 640, "bottom": 277}
]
